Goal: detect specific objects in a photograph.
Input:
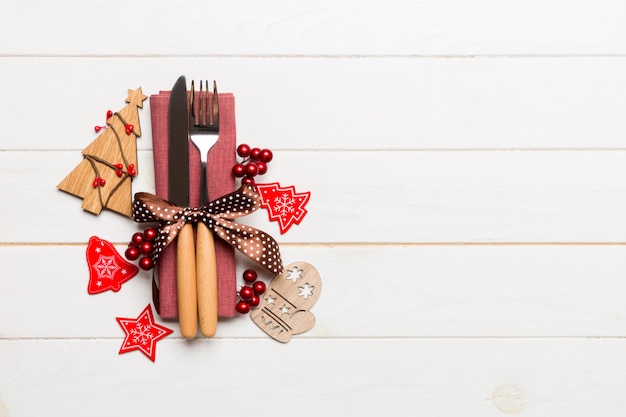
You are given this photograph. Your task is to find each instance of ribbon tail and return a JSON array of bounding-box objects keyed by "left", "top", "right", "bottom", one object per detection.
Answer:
[
  {"left": 210, "top": 215, "right": 283, "bottom": 275},
  {"left": 131, "top": 192, "right": 187, "bottom": 265}
]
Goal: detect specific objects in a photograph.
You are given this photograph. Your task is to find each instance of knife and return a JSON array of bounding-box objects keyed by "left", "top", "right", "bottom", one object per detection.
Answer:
[{"left": 168, "top": 75, "right": 197, "bottom": 339}]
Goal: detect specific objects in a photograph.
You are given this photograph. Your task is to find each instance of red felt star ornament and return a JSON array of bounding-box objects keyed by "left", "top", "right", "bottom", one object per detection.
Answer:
[
  {"left": 86, "top": 236, "right": 139, "bottom": 294},
  {"left": 116, "top": 304, "right": 173, "bottom": 362},
  {"left": 256, "top": 182, "right": 311, "bottom": 234}
]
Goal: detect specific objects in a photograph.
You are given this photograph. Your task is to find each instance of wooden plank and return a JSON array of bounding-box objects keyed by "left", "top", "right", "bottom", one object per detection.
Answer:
[
  {"left": 3, "top": 150, "right": 626, "bottom": 244},
  {"left": 2, "top": 338, "right": 626, "bottom": 416},
  {"left": 3, "top": 245, "right": 626, "bottom": 339},
  {"left": 3, "top": 57, "right": 626, "bottom": 150},
  {"left": 3, "top": 0, "right": 626, "bottom": 56}
]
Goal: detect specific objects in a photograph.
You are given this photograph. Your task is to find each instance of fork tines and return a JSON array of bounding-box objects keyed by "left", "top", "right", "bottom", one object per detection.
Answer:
[{"left": 190, "top": 80, "right": 219, "bottom": 128}]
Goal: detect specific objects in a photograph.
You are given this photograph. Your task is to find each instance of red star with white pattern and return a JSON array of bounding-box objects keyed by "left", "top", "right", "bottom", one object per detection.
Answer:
[
  {"left": 256, "top": 182, "right": 311, "bottom": 234},
  {"left": 116, "top": 304, "right": 173, "bottom": 362}
]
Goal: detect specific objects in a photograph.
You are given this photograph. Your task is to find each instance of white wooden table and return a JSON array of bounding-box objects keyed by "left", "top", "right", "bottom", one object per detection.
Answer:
[{"left": 2, "top": 1, "right": 626, "bottom": 415}]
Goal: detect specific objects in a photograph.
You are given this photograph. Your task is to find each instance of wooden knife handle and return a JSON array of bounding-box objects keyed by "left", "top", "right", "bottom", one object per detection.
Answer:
[
  {"left": 176, "top": 222, "right": 197, "bottom": 339},
  {"left": 196, "top": 222, "right": 218, "bottom": 337}
]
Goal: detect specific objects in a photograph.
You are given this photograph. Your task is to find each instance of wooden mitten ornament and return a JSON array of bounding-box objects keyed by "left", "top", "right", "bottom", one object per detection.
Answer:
[
  {"left": 251, "top": 262, "right": 321, "bottom": 343},
  {"left": 57, "top": 88, "right": 147, "bottom": 217}
]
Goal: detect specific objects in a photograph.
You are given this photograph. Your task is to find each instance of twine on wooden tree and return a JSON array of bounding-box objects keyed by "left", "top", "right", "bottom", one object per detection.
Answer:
[{"left": 84, "top": 111, "right": 136, "bottom": 210}]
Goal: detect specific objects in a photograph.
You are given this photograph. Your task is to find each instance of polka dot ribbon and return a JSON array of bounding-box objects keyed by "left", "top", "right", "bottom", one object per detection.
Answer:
[{"left": 132, "top": 184, "right": 283, "bottom": 274}]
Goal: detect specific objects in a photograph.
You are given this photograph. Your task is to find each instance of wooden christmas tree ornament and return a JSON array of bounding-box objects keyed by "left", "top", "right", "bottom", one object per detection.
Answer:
[{"left": 58, "top": 88, "right": 147, "bottom": 217}]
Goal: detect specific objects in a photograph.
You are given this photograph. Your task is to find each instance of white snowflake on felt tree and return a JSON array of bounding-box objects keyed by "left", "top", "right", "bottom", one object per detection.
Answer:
[
  {"left": 256, "top": 183, "right": 311, "bottom": 234},
  {"left": 273, "top": 193, "right": 296, "bottom": 218}
]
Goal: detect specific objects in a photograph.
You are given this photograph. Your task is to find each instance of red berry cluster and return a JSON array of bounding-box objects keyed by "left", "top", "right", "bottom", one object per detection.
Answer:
[
  {"left": 92, "top": 177, "right": 106, "bottom": 188},
  {"left": 113, "top": 162, "right": 136, "bottom": 177},
  {"left": 124, "top": 227, "right": 157, "bottom": 271},
  {"left": 93, "top": 109, "right": 133, "bottom": 135},
  {"left": 235, "top": 269, "right": 267, "bottom": 314},
  {"left": 232, "top": 144, "right": 273, "bottom": 186}
]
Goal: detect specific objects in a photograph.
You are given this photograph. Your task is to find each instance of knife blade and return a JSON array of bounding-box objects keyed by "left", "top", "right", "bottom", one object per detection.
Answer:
[{"left": 168, "top": 75, "right": 197, "bottom": 339}]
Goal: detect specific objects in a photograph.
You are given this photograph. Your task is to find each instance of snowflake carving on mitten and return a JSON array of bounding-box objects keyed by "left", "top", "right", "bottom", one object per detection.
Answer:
[{"left": 250, "top": 261, "right": 321, "bottom": 343}]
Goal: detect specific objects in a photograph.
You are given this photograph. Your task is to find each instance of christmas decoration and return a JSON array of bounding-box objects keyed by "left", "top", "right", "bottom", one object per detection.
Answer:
[
  {"left": 86, "top": 236, "right": 139, "bottom": 294},
  {"left": 232, "top": 143, "right": 274, "bottom": 186},
  {"left": 256, "top": 183, "right": 311, "bottom": 234},
  {"left": 236, "top": 268, "right": 267, "bottom": 315},
  {"left": 124, "top": 227, "right": 158, "bottom": 270},
  {"left": 116, "top": 304, "right": 173, "bottom": 362},
  {"left": 250, "top": 262, "right": 321, "bottom": 343},
  {"left": 132, "top": 184, "right": 283, "bottom": 274},
  {"left": 57, "top": 88, "right": 147, "bottom": 217},
  {"left": 66, "top": 80, "right": 323, "bottom": 353}
]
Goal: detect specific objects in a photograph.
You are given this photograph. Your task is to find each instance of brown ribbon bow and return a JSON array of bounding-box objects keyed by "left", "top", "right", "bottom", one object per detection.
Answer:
[{"left": 132, "top": 184, "right": 283, "bottom": 274}]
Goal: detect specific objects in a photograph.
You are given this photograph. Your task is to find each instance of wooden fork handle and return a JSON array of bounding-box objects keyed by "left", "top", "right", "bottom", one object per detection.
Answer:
[
  {"left": 196, "top": 222, "right": 218, "bottom": 337},
  {"left": 177, "top": 223, "right": 198, "bottom": 339}
]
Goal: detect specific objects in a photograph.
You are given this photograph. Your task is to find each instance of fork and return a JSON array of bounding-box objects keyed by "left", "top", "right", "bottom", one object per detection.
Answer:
[{"left": 189, "top": 80, "right": 220, "bottom": 337}]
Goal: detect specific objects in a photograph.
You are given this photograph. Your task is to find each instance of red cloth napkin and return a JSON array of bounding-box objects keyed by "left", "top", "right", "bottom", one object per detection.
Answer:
[{"left": 150, "top": 91, "right": 237, "bottom": 319}]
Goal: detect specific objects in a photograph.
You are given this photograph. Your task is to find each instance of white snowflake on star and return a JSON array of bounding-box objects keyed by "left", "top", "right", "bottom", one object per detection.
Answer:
[{"left": 131, "top": 323, "right": 155, "bottom": 346}]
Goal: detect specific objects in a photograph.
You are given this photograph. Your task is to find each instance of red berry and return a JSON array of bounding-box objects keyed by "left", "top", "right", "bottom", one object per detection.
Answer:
[
  {"left": 144, "top": 227, "right": 157, "bottom": 241},
  {"left": 236, "top": 301, "right": 250, "bottom": 314},
  {"left": 245, "top": 162, "right": 258, "bottom": 176},
  {"left": 232, "top": 163, "right": 245, "bottom": 177},
  {"left": 94, "top": 126, "right": 105, "bottom": 132},
  {"left": 131, "top": 232, "right": 144, "bottom": 246},
  {"left": 239, "top": 285, "right": 254, "bottom": 301},
  {"left": 115, "top": 170, "right": 123, "bottom": 177},
  {"left": 237, "top": 144, "right": 251, "bottom": 158},
  {"left": 260, "top": 149, "right": 273, "bottom": 163},
  {"left": 125, "top": 124, "right": 134, "bottom": 135},
  {"left": 92, "top": 178, "right": 99, "bottom": 188},
  {"left": 125, "top": 246, "right": 140, "bottom": 261},
  {"left": 139, "top": 257, "right": 153, "bottom": 270},
  {"left": 249, "top": 295, "right": 260, "bottom": 307},
  {"left": 256, "top": 161, "right": 267, "bottom": 175},
  {"left": 106, "top": 110, "right": 113, "bottom": 119},
  {"left": 242, "top": 176, "right": 255, "bottom": 186},
  {"left": 99, "top": 178, "right": 106, "bottom": 186},
  {"left": 140, "top": 241, "right": 153, "bottom": 255},
  {"left": 253, "top": 281, "right": 266, "bottom": 295},
  {"left": 114, "top": 163, "right": 124, "bottom": 169},
  {"left": 250, "top": 147, "right": 261, "bottom": 160},
  {"left": 243, "top": 269, "right": 257, "bottom": 283}
]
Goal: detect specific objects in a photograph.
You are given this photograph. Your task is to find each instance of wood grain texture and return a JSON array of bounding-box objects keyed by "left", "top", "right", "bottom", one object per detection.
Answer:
[
  {"left": 3, "top": 1, "right": 626, "bottom": 415},
  {"left": 2, "top": 0, "right": 626, "bottom": 56},
  {"left": 2, "top": 338, "right": 626, "bottom": 417},
  {"left": 196, "top": 222, "right": 218, "bottom": 337},
  {"left": 4, "top": 57, "right": 626, "bottom": 151},
  {"left": 4, "top": 150, "right": 626, "bottom": 244},
  {"left": 2, "top": 244, "right": 626, "bottom": 339},
  {"left": 176, "top": 223, "right": 198, "bottom": 339}
]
